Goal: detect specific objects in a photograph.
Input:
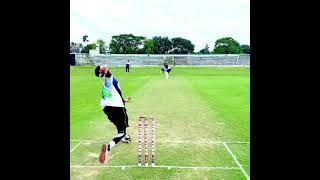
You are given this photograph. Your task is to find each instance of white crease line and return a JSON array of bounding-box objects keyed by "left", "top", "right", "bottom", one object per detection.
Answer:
[
  {"left": 223, "top": 143, "right": 250, "bottom": 180},
  {"left": 156, "top": 166, "right": 239, "bottom": 170},
  {"left": 70, "top": 142, "right": 81, "bottom": 153},
  {"left": 154, "top": 141, "right": 250, "bottom": 144},
  {"left": 70, "top": 165, "right": 240, "bottom": 170},
  {"left": 70, "top": 139, "right": 250, "bottom": 144},
  {"left": 70, "top": 139, "right": 96, "bottom": 142}
]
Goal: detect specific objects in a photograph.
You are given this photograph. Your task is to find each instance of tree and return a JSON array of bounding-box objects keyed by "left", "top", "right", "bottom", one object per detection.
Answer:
[
  {"left": 109, "top": 34, "right": 146, "bottom": 54},
  {"left": 212, "top": 37, "right": 242, "bottom": 54},
  {"left": 97, "top": 39, "right": 106, "bottom": 54},
  {"left": 70, "top": 42, "right": 82, "bottom": 53},
  {"left": 143, "top": 39, "right": 155, "bottom": 54},
  {"left": 152, "top": 36, "right": 172, "bottom": 54},
  {"left": 82, "top": 35, "right": 89, "bottom": 43},
  {"left": 126, "top": 47, "right": 135, "bottom": 54},
  {"left": 240, "top": 44, "right": 250, "bottom": 54},
  {"left": 79, "top": 43, "right": 83, "bottom": 49},
  {"left": 81, "top": 43, "right": 96, "bottom": 53},
  {"left": 82, "top": 35, "right": 89, "bottom": 47},
  {"left": 171, "top": 37, "right": 195, "bottom": 54},
  {"left": 199, "top": 44, "right": 210, "bottom": 54}
]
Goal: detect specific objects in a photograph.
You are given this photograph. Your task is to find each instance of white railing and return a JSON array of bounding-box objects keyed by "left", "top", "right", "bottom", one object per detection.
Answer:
[{"left": 72, "top": 53, "right": 250, "bottom": 66}]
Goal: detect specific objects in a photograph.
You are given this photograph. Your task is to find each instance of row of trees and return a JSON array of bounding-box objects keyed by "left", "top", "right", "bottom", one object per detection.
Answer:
[
  {"left": 70, "top": 34, "right": 250, "bottom": 54},
  {"left": 197, "top": 38, "right": 250, "bottom": 54},
  {"left": 109, "top": 35, "right": 195, "bottom": 54},
  {"left": 70, "top": 35, "right": 106, "bottom": 54}
]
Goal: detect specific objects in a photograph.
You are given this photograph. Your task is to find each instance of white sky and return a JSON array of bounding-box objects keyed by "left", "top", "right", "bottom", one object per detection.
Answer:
[{"left": 70, "top": 0, "right": 249, "bottom": 52}]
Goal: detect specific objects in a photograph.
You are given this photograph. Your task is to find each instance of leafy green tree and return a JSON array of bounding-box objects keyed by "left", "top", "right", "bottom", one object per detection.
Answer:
[
  {"left": 81, "top": 43, "right": 96, "bottom": 53},
  {"left": 109, "top": 34, "right": 146, "bottom": 54},
  {"left": 212, "top": 47, "right": 225, "bottom": 54},
  {"left": 152, "top": 36, "right": 172, "bottom": 54},
  {"left": 199, "top": 44, "right": 210, "bottom": 54},
  {"left": 125, "top": 47, "right": 135, "bottom": 54},
  {"left": 137, "top": 48, "right": 145, "bottom": 54},
  {"left": 171, "top": 37, "right": 195, "bottom": 54},
  {"left": 97, "top": 39, "right": 106, "bottom": 54},
  {"left": 240, "top": 44, "right": 250, "bottom": 54},
  {"left": 143, "top": 39, "right": 155, "bottom": 54},
  {"left": 212, "top": 37, "right": 242, "bottom": 54}
]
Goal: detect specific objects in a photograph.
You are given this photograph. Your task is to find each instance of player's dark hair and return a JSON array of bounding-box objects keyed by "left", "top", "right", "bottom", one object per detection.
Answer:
[{"left": 95, "top": 66, "right": 100, "bottom": 77}]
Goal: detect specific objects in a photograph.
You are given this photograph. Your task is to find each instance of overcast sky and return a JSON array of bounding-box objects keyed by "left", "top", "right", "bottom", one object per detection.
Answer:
[{"left": 70, "top": 0, "right": 249, "bottom": 52}]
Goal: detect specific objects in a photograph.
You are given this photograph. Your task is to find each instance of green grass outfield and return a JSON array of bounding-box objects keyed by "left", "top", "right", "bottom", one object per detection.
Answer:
[{"left": 70, "top": 66, "right": 250, "bottom": 180}]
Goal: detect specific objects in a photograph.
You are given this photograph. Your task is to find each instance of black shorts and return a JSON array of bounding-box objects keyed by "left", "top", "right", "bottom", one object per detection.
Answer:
[{"left": 103, "top": 106, "right": 129, "bottom": 133}]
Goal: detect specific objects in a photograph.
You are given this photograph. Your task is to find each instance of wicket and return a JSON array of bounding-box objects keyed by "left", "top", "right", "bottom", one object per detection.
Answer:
[{"left": 138, "top": 116, "right": 156, "bottom": 167}]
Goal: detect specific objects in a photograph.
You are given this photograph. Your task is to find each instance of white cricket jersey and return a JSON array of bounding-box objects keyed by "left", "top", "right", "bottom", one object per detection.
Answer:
[{"left": 100, "top": 75, "right": 124, "bottom": 108}]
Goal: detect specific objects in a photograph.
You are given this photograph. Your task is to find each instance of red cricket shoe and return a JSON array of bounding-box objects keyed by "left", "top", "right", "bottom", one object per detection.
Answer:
[{"left": 99, "top": 144, "right": 108, "bottom": 163}]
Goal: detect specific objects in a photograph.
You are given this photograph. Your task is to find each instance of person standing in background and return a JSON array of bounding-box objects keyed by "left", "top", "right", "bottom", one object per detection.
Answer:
[{"left": 126, "top": 60, "right": 130, "bottom": 72}]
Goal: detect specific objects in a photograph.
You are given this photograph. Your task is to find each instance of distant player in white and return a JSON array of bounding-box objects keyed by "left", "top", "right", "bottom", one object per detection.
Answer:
[
  {"left": 95, "top": 65, "right": 132, "bottom": 164},
  {"left": 160, "top": 63, "right": 172, "bottom": 79}
]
